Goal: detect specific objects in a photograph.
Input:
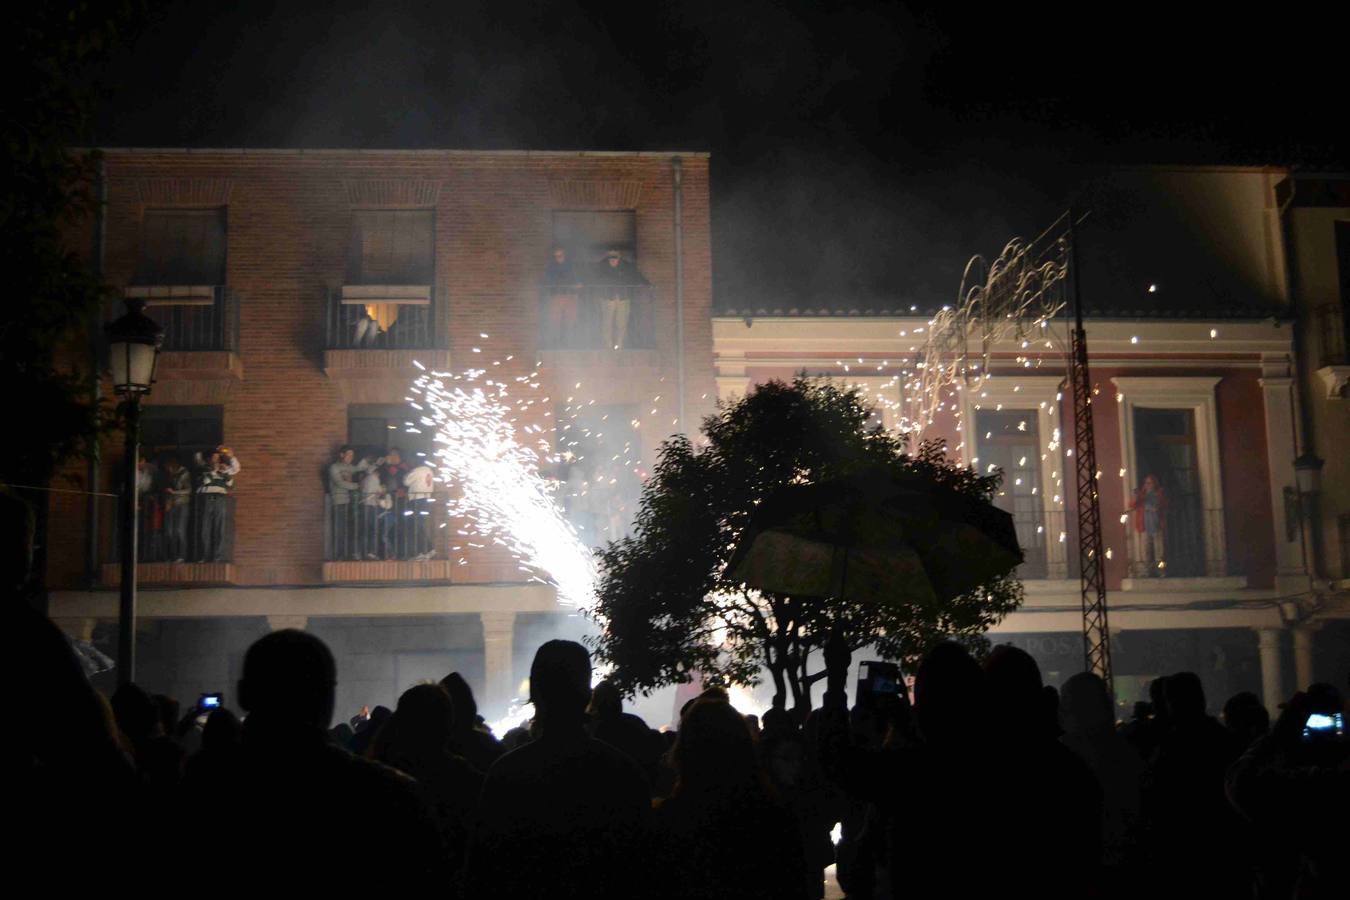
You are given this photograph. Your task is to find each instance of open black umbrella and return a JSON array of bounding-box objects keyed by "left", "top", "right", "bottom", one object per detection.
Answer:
[{"left": 726, "top": 468, "right": 1022, "bottom": 608}]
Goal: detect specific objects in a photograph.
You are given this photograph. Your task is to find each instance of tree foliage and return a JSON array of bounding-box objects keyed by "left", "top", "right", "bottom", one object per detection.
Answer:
[
  {"left": 1, "top": 3, "right": 147, "bottom": 487},
  {"left": 587, "top": 377, "right": 1024, "bottom": 712}
]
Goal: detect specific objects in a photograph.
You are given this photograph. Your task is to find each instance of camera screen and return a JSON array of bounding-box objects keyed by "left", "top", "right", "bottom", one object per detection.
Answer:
[
  {"left": 200, "top": 693, "right": 222, "bottom": 709},
  {"left": 1302, "top": 712, "right": 1344, "bottom": 739}
]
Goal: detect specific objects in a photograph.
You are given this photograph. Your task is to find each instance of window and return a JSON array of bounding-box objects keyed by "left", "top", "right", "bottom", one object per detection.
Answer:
[
  {"left": 1112, "top": 376, "right": 1229, "bottom": 581},
  {"left": 1131, "top": 409, "right": 1207, "bottom": 577},
  {"left": 135, "top": 406, "right": 231, "bottom": 564},
  {"left": 976, "top": 409, "right": 1047, "bottom": 578},
  {"left": 142, "top": 405, "right": 224, "bottom": 462},
  {"left": 348, "top": 405, "right": 434, "bottom": 461},
  {"left": 347, "top": 210, "right": 434, "bottom": 285},
  {"left": 963, "top": 376, "right": 1068, "bottom": 580},
  {"left": 555, "top": 403, "right": 643, "bottom": 544},
  {"left": 553, "top": 211, "right": 636, "bottom": 266},
  {"left": 336, "top": 211, "right": 435, "bottom": 349},
  {"left": 135, "top": 209, "right": 227, "bottom": 285}
]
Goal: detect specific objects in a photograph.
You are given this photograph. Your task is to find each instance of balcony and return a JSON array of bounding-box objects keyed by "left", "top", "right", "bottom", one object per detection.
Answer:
[
  {"left": 1119, "top": 506, "right": 1245, "bottom": 591},
  {"left": 324, "top": 286, "right": 451, "bottom": 401},
  {"left": 125, "top": 286, "right": 243, "bottom": 401},
  {"left": 538, "top": 284, "right": 656, "bottom": 352},
  {"left": 1007, "top": 509, "right": 1073, "bottom": 582},
  {"left": 99, "top": 493, "right": 236, "bottom": 586},
  {"left": 322, "top": 489, "right": 454, "bottom": 582},
  {"left": 1314, "top": 303, "right": 1350, "bottom": 399}
]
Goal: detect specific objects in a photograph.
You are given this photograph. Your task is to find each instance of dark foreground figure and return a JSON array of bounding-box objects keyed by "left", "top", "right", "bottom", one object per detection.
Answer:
[{"left": 7, "top": 480, "right": 1346, "bottom": 900}]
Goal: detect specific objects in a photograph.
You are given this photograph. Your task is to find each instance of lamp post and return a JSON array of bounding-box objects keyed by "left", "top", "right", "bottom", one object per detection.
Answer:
[
  {"left": 1293, "top": 452, "right": 1325, "bottom": 579},
  {"left": 105, "top": 298, "right": 163, "bottom": 686}
]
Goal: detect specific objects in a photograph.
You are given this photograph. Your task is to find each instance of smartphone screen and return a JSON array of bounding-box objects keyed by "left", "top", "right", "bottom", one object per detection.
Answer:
[
  {"left": 1302, "top": 711, "right": 1345, "bottom": 740},
  {"left": 200, "top": 693, "right": 223, "bottom": 710}
]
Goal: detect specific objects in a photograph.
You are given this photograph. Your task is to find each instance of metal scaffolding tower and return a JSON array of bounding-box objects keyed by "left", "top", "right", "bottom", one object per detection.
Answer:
[{"left": 1066, "top": 216, "right": 1113, "bottom": 693}]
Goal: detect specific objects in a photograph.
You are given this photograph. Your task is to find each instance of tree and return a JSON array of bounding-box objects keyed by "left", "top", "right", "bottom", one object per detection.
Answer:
[
  {"left": 2, "top": 5, "right": 148, "bottom": 607},
  {"left": 2, "top": 4, "right": 147, "bottom": 490},
  {"left": 587, "top": 377, "right": 1023, "bottom": 713}
]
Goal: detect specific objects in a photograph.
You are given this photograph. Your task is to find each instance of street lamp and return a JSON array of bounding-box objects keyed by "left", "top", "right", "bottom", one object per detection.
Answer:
[{"left": 105, "top": 298, "right": 163, "bottom": 686}]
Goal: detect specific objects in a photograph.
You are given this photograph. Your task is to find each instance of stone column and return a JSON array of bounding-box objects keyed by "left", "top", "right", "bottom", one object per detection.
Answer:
[
  {"left": 1259, "top": 365, "right": 1311, "bottom": 594},
  {"left": 1292, "top": 625, "right": 1318, "bottom": 692},
  {"left": 480, "top": 611, "right": 517, "bottom": 716},
  {"left": 1256, "top": 627, "right": 1284, "bottom": 715}
]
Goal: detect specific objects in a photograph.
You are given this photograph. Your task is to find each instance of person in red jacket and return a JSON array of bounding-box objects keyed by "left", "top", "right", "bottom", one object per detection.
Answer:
[{"left": 1128, "top": 473, "right": 1168, "bottom": 576}]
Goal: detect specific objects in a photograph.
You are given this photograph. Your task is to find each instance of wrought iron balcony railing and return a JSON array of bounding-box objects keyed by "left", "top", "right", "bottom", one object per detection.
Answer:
[
  {"left": 539, "top": 283, "right": 655, "bottom": 350},
  {"left": 105, "top": 490, "right": 236, "bottom": 564},
  {"left": 125, "top": 285, "right": 237, "bottom": 352},
  {"left": 323, "top": 489, "right": 451, "bottom": 562},
  {"left": 1121, "top": 505, "right": 1228, "bottom": 579},
  {"left": 327, "top": 286, "right": 437, "bottom": 350},
  {"left": 1315, "top": 303, "right": 1348, "bottom": 367}
]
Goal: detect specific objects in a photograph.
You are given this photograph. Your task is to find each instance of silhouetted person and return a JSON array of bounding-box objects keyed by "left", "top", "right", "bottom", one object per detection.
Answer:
[
  {"left": 1060, "top": 671, "right": 1146, "bottom": 889},
  {"left": 371, "top": 683, "right": 483, "bottom": 881},
  {"left": 586, "top": 679, "right": 662, "bottom": 784},
  {"left": 983, "top": 645, "right": 1102, "bottom": 897},
  {"left": 818, "top": 642, "right": 992, "bottom": 898},
  {"left": 183, "top": 706, "right": 241, "bottom": 788},
  {"left": 464, "top": 640, "right": 649, "bottom": 900},
  {"left": 112, "top": 681, "right": 184, "bottom": 800},
  {"left": 1222, "top": 690, "right": 1270, "bottom": 751},
  {"left": 1228, "top": 683, "right": 1349, "bottom": 899},
  {"left": 180, "top": 630, "right": 443, "bottom": 890},
  {"left": 439, "top": 671, "right": 504, "bottom": 772},
  {"left": 761, "top": 710, "right": 840, "bottom": 899},
  {"left": 1120, "top": 676, "right": 1169, "bottom": 760},
  {"left": 349, "top": 703, "right": 392, "bottom": 756},
  {"left": 3, "top": 490, "right": 137, "bottom": 881},
  {"left": 652, "top": 698, "right": 809, "bottom": 899},
  {"left": 1147, "top": 671, "right": 1245, "bottom": 895}
]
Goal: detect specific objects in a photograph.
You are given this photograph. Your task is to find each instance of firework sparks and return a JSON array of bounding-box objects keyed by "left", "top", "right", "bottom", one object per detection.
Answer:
[{"left": 411, "top": 366, "right": 598, "bottom": 609}]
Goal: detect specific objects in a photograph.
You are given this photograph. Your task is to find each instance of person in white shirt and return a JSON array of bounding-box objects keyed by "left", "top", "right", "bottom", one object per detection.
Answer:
[
  {"left": 359, "top": 467, "right": 391, "bottom": 560},
  {"left": 403, "top": 460, "right": 436, "bottom": 560}
]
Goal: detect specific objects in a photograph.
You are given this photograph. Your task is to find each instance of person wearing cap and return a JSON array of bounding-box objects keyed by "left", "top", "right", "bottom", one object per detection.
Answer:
[
  {"left": 195, "top": 445, "right": 239, "bottom": 562},
  {"left": 596, "top": 247, "right": 638, "bottom": 350}
]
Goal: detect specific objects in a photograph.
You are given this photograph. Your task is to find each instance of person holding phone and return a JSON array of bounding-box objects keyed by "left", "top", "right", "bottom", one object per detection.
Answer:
[{"left": 1227, "top": 682, "right": 1349, "bottom": 896}]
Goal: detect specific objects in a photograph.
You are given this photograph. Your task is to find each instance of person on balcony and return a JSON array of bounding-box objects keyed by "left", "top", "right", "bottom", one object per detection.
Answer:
[
  {"left": 1128, "top": 473, "right": 1168, "bottom": 577},
  {"left": 358, "top": 466, "right": 392, "bottom": 560},
  {"left": 545, "top": 245, "right": 582, "bottom": 348},
  {"left": 353, "top": 306, "right": 382, "bottom": 347},
  {"left": 594, "top": 247, "right": 647, "bottom": 350},
  {"left": 378, "top": 448, "right": 412, "bottom": 558},
  {"left": 136, "top": 454, "right": 163, "bottom": 563},
  {"left": 328, "top": 446, "right": 371, "bottom": 561},
  {"left": 161, "top": 454, "right": 192, "bottom": 563},
  {"left": 403, "top": 458, "right": 436, "bottom": 560},
  {"left": 195, "top": 446, "right": 239, "bottom": 563}
]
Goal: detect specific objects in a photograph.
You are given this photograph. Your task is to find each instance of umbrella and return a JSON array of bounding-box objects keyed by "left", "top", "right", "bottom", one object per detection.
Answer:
[{"left": 726, "top": 468, "right": 1022, "bottom": 608}]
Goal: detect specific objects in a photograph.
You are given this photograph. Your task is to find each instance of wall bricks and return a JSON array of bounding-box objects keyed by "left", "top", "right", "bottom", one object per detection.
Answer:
[{"left": 48, "top": 150, "right": 716, "bottom": 591}]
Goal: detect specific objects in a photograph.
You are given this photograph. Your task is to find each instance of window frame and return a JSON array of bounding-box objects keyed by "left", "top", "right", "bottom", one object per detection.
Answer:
[
  {"left": 134, "top": 207, "right": 228, "bottom": 288},
  {"left": 1111, "top": 376, "right": 1227, "bottom": 579},
  {"left": 961, "top": 375, "right": 1069, "bottom": 580}
]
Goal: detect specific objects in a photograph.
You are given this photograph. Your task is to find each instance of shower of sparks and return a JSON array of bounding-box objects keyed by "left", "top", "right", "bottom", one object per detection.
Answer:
[{"left": 411, "top": 366, "right": 598, "bottom": 609}]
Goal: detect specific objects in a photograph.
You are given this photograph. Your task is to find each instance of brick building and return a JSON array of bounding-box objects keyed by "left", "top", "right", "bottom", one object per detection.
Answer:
[
  {"left": 47, "top": 149, "right": 715, "bottom": 719},
  {"left": 45, "top": 156, "right": 1348, "bottom": 722}
]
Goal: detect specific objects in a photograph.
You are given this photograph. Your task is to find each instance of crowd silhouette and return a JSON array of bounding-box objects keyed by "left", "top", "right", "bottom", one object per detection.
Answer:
[{"left": 7, "top": 493, "right": 1348, "bottom": 897}]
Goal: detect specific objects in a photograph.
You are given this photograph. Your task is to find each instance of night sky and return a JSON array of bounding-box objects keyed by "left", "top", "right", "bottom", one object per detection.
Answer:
[{"left": 92, "top": 1, "right": 1347, "bottom": 311}]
